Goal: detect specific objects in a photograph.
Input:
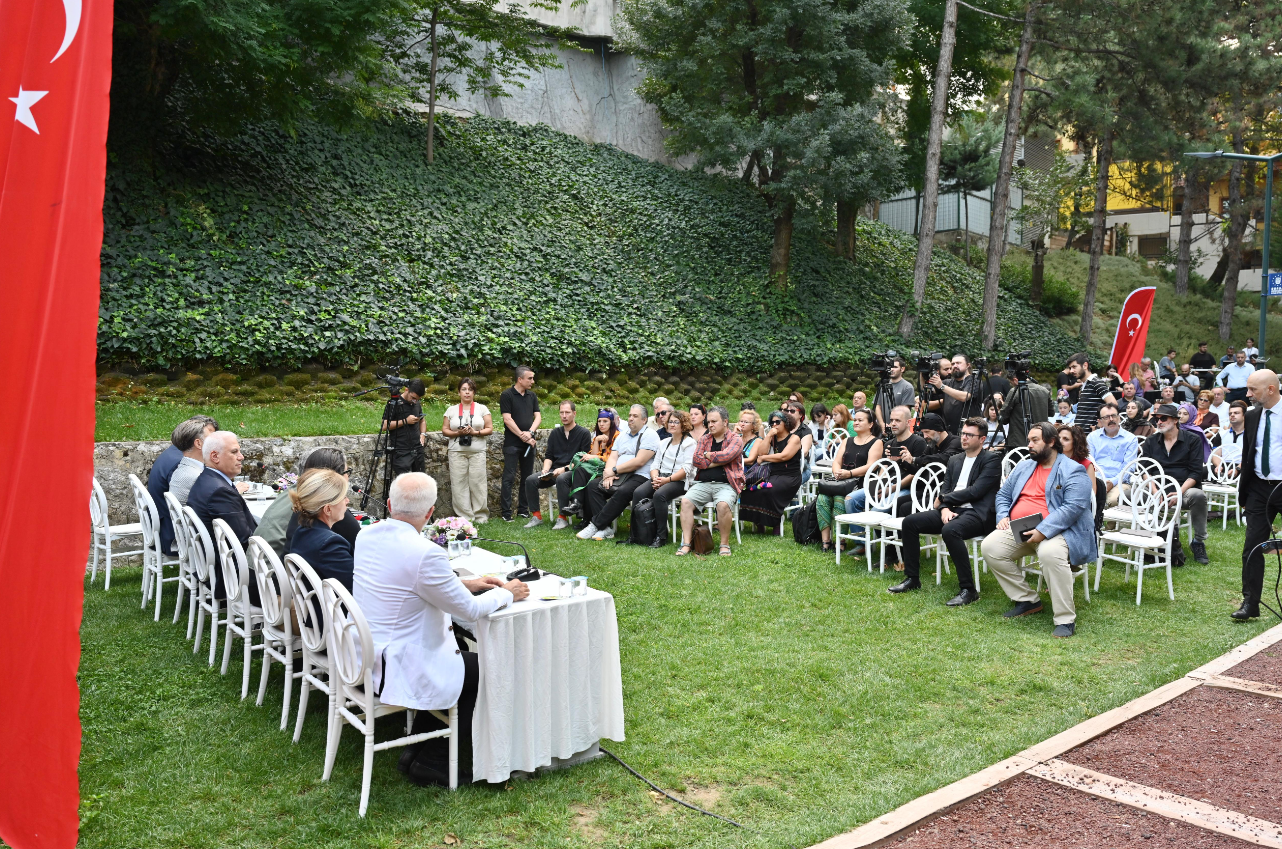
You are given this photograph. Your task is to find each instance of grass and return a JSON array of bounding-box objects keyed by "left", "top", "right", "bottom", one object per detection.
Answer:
[{"left": 78, "top": 518, "right": 1272, "bottom": 848}]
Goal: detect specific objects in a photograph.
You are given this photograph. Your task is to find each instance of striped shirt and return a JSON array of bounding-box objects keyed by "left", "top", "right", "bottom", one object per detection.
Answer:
[{"left": 1075, "top": 377, "right": 1112, "bottom": 432}]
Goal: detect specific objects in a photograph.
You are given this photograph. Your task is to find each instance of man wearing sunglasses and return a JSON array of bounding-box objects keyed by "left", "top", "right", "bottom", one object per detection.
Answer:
[
  {"left": 647, "top": 398, "right": 674, "bottom": 441},
  {"left": 1141, "top": 403, "right": 1209, "bottom": 565}
]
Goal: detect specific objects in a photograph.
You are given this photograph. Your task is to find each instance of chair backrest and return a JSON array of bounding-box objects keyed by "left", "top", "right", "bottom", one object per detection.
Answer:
[
  {"left": 129, "top": 473, "right": 161, "bottom": 552},
  {"left": 323, "top": 579, "right": 374, "bottom": 704},
  {"left": 248, "top": 536, "right": 292, "bottom": 630},
  {"left": 165, "top": 492, "right": 190, "bottom": 568},
  {"left": 911, "top": 463, "right": 946, "bottom": 513},
  {"left": 1207, "top": 447, "right": 1241, "bottom": 487},
  {"left": 213, "top": 519, "right": 250, "bottom": 604},
  {"left": 1131, "top": 473, "right": 1182, "bottom": 535},
  {"left": 863, "top": 458, "right": 902, "bottom": 513},
  {"left": 182, "top": 506, "right": 215, "bottom": 584},
  {"left": 1001, "top": 447, "right": 1029, "bottom": 482},
  {"left": 90, "top": 477, "right": 110, "bottom": 531},
  {"left": 283, "top": 553, "right": 329, "bottom": 654},
  {"left": 1129, "top": 456, "right": 1165, "bottom": 483}
]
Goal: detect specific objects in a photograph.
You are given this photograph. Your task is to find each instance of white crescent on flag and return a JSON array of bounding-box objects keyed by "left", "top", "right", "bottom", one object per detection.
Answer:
[
  {"left": 52, "top": 0, "right": 81, "bottom": 61},
  {"left": 1125, "top": 313, "right": 1141, "bottom": 335}
]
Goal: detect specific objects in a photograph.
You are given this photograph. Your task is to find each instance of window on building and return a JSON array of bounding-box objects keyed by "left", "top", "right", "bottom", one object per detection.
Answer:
[{"left": 1137, "top": 235, "right": 1168, "bottom": 259}]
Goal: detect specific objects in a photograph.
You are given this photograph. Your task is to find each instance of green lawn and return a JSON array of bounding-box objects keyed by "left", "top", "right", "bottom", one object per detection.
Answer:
[{"left": 78, "top": 520, "right": 1272, "bottom": 848}]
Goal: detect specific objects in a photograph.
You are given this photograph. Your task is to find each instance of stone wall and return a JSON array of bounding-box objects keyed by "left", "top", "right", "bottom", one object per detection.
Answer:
[{"left": 93, "top": 431, "right": 558, "bottom": 527}]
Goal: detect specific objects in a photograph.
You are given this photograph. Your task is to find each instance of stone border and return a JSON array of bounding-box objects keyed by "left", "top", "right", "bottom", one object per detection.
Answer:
[{"left": 808, "top": 621, "right": 1282, "bottom": 849}]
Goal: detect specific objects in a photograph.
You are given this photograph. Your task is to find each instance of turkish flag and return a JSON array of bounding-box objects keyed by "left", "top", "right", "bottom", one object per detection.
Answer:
[
  {"left": 1108, "top": 286, "right": 1157, "bottom": 379},
  {"left": 0, "top": 0, "right": 113, "bottom": 842}
]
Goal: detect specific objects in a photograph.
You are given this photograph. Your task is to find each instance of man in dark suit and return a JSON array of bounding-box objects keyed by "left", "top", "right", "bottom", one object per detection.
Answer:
[
  {"left": 889, "top": 417, "right": 1001, "bottom": 605},
  {"left": 1234, "top": 369, "right": 1282, "bottom": 620},
  {"left": 147, "top": 414, "right": 219, "bottom": 554},
  {"left": 186, "top": 430, "right": 259, "bottom": 602}
]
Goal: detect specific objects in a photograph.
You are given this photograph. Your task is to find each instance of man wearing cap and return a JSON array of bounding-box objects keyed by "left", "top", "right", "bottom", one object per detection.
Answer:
[
  {"left": 1141, "top": 403, "right": 1209, "bottom": 565},
  {"left": 1233, "top": 370, "right": 1282, "bottom": 620},
  {"left": 903, "top": 413, "right": 963, "bottom": 471}
]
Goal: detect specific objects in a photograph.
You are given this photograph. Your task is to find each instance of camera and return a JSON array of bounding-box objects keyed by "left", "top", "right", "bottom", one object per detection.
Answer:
[
  {"left": 1004, "top": 351, "right": 1033, "bottom": 381},
  {"left": 869, "top": 350, "right": 899, "bottom": 379},
  {"left": 914, "top": 351, "right": 944, "bottom": 376}
]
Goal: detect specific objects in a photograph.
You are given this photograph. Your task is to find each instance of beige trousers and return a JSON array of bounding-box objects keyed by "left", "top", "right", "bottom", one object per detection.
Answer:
[
  {"left": 448, "top": 450, "right": 489, "bottom": 523},
  {"left": 1105, "top": 484, "right": 1123, "bottom": 508},
  {"left": 980, "top": 528, "right": 1076, "bottom": 625}
]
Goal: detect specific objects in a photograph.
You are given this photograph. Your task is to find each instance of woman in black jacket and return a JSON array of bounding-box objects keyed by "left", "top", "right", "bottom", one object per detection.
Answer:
[{"left": 286, "top": 468, "right": 356, "bottom": 592}]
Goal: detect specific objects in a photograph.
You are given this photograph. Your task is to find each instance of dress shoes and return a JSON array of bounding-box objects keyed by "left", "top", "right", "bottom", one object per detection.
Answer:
[
  {"left": 648, "top": 536, "right": 667, "bottom": 549},
  {"left": 887, "top": 577, "right": 921, "bottom": 594},
  {"left": 946, "top": 589, "right": 980, "bottom": 607},
  {"left": 1002, "top": 599, "right": 1044, "bottom": 618},
  {"left": 1231, "top": 599, "right": 1260, "bottom": 621}
]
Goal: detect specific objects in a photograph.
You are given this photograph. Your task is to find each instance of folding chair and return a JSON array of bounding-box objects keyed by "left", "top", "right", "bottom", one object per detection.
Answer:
[
  {"left": 213, "top": 519, "right": 265, "bottom": 699},
  {"left": 834, "top": 458, "right": 902, "bottom": 569},
  {"left": 129, "top": 474, "right": 179, "bottom": 621},
  {"left": 248, "top": 537, "right": 299, "bottom": 730},
  {"left": 88, "top": 476, "right": 144, "bottom": 589}
]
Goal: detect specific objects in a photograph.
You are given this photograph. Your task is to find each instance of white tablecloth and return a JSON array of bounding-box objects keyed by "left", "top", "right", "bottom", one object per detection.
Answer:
[
  {"left": 244, "top": 494, "right": 275, "bottom": 520},
  {"left": 467, "top": 575, "right": 625, "bottom": 783}
]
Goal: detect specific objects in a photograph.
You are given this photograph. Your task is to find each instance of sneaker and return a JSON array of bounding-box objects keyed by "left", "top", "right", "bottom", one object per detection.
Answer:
[
  {"left": 1190, "top": 539, "right": 1209, "bottom": 565},
  {"left": 502, "top": 516, "right": 513, "bottom": 523},
  {"left": 576, "top": 523, "right": 599, "bottom": 540},
  {"left": 552, "top": 517, "right": 570, "bottom": 530},
  {"left": 523, "top": 516, "right": 542, "bottom": 529},
  {"left": 593, "top": 526, "right": 615, "bottom": 540},
  {"left": 516, "top": 511, "right": 531, "bottom": 519},
  {"left": 1052, "top": 622, "right": 1076, "bottom": 638}
]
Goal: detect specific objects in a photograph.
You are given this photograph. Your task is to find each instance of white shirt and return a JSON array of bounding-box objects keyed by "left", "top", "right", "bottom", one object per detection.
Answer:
[
  {"left": 167, "top": 456, "right": 206, "bottom": 506},
  {"left": 1254, "top": 398, "right": 1282, "bottom": 481},
  {"left": 611, "top": 426, "right": 662, "bottom": 478},
  {"left": 1243, "top": 346, "right": 1260, "bottom": 361},
  {"left": 1221, "top": 426, "right": 1246, "bottom": 465},
  {"left": 445, "top": 402, "right": 491, "bottom": 452},
  {"left": 353, "top": 519, "right": 513, "bottom": 710},
  {"left": 654, "top": 434, "right": 696, "bottom": 486},
  {"left": 953, "top": 454, "right": 977, "bottom": 508},
  {"left": 1219, "top": 362, "right": 1256, "bottom": 390},
  {"left": 1209, "top": 401, "right": 1231, "bottom": 425}
]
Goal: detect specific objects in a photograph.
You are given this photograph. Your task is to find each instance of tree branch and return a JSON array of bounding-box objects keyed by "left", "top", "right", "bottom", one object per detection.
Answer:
[{"left": 954, "top": 0, "right": 1025, "bottom": 24}]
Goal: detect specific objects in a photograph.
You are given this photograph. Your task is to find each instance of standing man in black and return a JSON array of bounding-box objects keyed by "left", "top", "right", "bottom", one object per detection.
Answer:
[
  {"left": 889, "top": 418, "right": 1000, "bottom": 605},
  {"left": 387, "top": 379, "right": 427, "bottom": 476},
  {"left": 929, "top": 354, "right": 978, "bottom": 434},
  {"left": 1190, "top": 341, "right": 1217, "bottom": 388},
  {"left": 523, "top": 399, "right": 591, "bottom": 529},
  {"left": 1234, "top": 369, "right": 1282, "bottom": 620},
  {"left": 499, "top": 365, "right": 542, "bottom": 521}
]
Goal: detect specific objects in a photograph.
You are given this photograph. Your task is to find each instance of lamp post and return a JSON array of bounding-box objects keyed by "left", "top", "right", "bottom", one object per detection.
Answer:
[{"left": 1186, "top": 149, "right": 1282, "bottom": 358}]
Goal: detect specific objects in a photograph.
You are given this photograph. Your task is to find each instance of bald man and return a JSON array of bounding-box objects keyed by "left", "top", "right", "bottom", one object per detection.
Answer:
[{"left": 1234, "top": 369, "right": 1282, "bottom": 620}]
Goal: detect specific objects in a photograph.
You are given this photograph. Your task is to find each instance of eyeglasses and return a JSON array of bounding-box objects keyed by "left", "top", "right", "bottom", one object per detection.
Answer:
[
  {"left": 1099, "top": 414, "right": 1118, "bottom": 421},
  {"left": 342, "top": 468, "right": 351, "bottom": 475},
  {"left": 960, "top": 431, "right": 982, "bottom": 439}
]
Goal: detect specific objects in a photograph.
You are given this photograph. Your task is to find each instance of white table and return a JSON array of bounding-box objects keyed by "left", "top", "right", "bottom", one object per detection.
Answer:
[
  {"left": 243, "top": 494, "right": 276, "bottom": 520},
  {"left": 463, "top": 573, "right": 625, "bottom": 783}
]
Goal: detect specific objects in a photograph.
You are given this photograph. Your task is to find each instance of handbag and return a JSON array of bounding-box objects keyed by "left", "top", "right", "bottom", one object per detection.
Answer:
[
  {"left": 744, "top": 462, "right": 772, "bottom": 491},
  {"left": 816, "top": 477, "right": 859, "bottom": 497},
  {"left": 691, "top": 525, "right": 715, "bottom": 555}
]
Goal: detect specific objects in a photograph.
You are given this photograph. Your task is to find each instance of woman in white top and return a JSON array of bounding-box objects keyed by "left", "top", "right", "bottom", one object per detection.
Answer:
[
  {"left": 631, "top": 410, "right": 696, "bottom": 548},
  {"left": 442, "top": 377, "right": 494, "bottom": 523}
]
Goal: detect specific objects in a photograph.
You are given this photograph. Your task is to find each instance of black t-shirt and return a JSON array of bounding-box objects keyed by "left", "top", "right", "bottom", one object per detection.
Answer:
[
  {"left": 499, "top": 386, "right": 540, "bottom": 449},
  {"left": 386, "top": 395, "right": 424, "bottom": 451},
  {"left": 1189, "top": 352, "right": 1215, "bottom": 370},
  {"left": 942, "top": 374, "right": 978, "bottom": 433},
  {"left": 1056, "top": 372, "right": 1080, "bottom": 404},
  {"left": 887, "top": 433, "right": 928, "bottom": 478},
  {"left": 547, "top": 424, "right": 592, "bottom": 469},
  {"left": 696, "top": 439, "right": 729, "bottom": 483}
]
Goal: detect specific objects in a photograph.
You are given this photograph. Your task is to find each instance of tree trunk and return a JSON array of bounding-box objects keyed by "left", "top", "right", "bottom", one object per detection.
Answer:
[
  {"left": 898, "top": 0, "right": 958, "bottom": 338},
  {"left": 1030, "top": 238, "right": 1045, "bottom": 303},
  {"left": 981, "top": 1, "right": 1037, "bottom": 349},
  {"left": 836, "top": 199, "right": 856, "bottom": 260},
  {"left": 770, "top": 199, "right": 796, "bottom": 289},
  {"left": 1173, "top": 171, "right": 1202, "bottom": 296},
  {"left": 426, "top": 10, "right": 440, "bottom": 163},
  {"left": 1220, "top": 129, "right": 1248, "bottom": 342},
  {"left": 1079, "top": 125, "right": 1114, "bottom": 345}
]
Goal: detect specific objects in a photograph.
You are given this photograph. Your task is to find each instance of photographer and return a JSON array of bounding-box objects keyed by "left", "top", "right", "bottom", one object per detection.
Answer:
[
  {"left": 921, "top": 355, "right": 952, "bottom": 415},
  {"left": 388, "top": 379, "right": 428, "bottom": 476},
  {"left": 929, "top": 354, "right": 978, "bottom": 434},
  {"left": 1172, "top": 364, "right": 1200, "bottom": 404},
  {"left": 996, "top": 368, "right": 1053, "bottom": 450},
  {"left": 441, "top": 378, "right": 494, "bottom": 524},
  {"left": 499, "top": 366, "right": 542, "bottom": 522},
  {"left": 874, "top": 355, "right": 917, "bottom": 430}
]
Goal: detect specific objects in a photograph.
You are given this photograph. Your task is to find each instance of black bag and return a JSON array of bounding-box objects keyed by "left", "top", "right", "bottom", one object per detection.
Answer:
[
  {"left": 627, "top": 498, "right": 657, "bottom": 546},
  {"left": 792, "top": 501, "right": 821, "bottom": 545},
  {"left": 816, "top": 478, "right": 859, "bottom": 498}
]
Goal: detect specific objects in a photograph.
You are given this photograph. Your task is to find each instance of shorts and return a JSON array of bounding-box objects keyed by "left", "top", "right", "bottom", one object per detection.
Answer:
[{"left": 684, "top": 481, "right": 739, "bottom": 511}]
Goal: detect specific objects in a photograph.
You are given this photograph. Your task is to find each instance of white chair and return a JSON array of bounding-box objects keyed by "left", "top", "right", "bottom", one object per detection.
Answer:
[
  {"left": 1000, "top": 447, "right": 1029, "bottom": 483},
  {"left": 879, "top": 464, "right": 946, "bottom": 575},
  {"left": 283, "top": 553, "right": 332, "bottom": 743},
  {"left": 88, "top": 476, "right": 144, "bottom": 590},
  {"left": 182, "top": 506, "right": 226, "bottom": 665},
  {"left": 321, "top": 579, "right": 457, "bottom": 816},
  {"left": 165, "top": 492, "right": 198, "bottom": 635},
  {"left": 834, "top": 458, "right": 902, "bottom": 569},
  {"left": 1095, "top": 473, "right": 1182, "bottom": 604},
  {"left": 1204, "top": 447, "right": 1242, "bottom": 530},
  {"left": 213, "top": 519, "right": 265, "bottom": 698},
  {"left": 248, "top": 537, "right": 300, "bottom": 730},
  {"left": 1101, "top": 456, "right": 1166, "bottom": 530},
  {"left": 810, "top": 432, "right": 843, "bottom": 479},
  {"left": 129, "top": 474, "right": 179, "bottom": 621}
]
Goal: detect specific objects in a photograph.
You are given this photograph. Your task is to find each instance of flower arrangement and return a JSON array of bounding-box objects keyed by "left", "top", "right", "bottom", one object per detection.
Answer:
[
  {"left": 427, "top": 516, "right": 477, "bottom": 547},
  {"left": 274, "top": 472, "right": 298, "bottom": 491}
]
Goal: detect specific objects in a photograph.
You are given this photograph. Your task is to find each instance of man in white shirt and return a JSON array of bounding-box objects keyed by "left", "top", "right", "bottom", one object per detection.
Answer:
[
  {"left": 1218, "top": 350, "right": 1256, "bottom": 404},
  {"left": 166, "top": 417, "right": 217, "bottom": 507},
  {"left": 1235, "top": 370, "right": 1282, "bottom": 620},
  {"left": 1217, "top": 401, "right": 1248, "bottom": 467},
  {"left": 578, "top": 404, "right": 661, "bottom": 541},
  {"left": 1208, "top": 386, "right": 1231, "bottom": 428},
  {"left": 353, "top": 473, "right": 528, "bottom": 785}
]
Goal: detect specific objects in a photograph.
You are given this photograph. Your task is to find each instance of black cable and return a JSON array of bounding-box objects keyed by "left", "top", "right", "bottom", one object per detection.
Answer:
[{"left": 598, "top": 746, "right": 747, "bottom": 829}]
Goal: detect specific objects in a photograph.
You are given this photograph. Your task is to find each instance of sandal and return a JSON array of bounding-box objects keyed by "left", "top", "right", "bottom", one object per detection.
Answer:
[
  {"left": 719, "top": 544, "right": 732, "bottom": 556},
  {"left": 675, "top": 544, "right": 691, "bottom": 556}
]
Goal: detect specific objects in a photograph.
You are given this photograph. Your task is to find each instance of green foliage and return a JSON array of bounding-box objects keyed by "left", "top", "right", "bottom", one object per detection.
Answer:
[
  {"left": 999, "top": 256, "right": 1082, "bottom": 318},
  {"left": 939, "top": 112, "right": 1001, "bottom": 196},
  {"left": 98, "top": 112, "right": 1085, "bottom": 371}
]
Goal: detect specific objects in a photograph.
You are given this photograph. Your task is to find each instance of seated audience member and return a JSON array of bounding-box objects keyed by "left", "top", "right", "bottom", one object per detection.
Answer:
[
  {"left": 1178, "top": 402, "right": 1213, "bottom": 462},
  {"left": 1140, "top": 357, "right": 1157, "bottom": 391},
  {"left": 148, "top": 414, "right": 219, "bottom": 555},
  {"left": 740, "top": 411, "right": 804, "bottom": 534},
  {"left": 261, "top": 448, "right": 359, "bottom": 557},
  {"left": 1123, "top": 400, "right": 1155, "bottom": 437},
  {"left": 1220, "top": 345, "right": 1237, "bottom": 369},
  {"left": 809, "top": 403, "right": 832, "bottom": 445},
  {"left": 166, "top": 417, "right": 218, "bottom": 508},
  {"left": 647, "top": 397, "right": 673, "bottom": 434},
  {"left": 1119, "top": 380, "right": 1151, "bottom": 415},
  {"left": 889, "top": 417, "right": 999, "bottom": 604},
  {"left": 737, "top": 409, "right": 764, "bottom": 462},
  {"left": 1058, "top": 361, "right": 1083, "bottom": 405},
  {"left": 1057, "top": 424, "right": 1096, "bottom": 492},
  {"left": 353, "top": 472, "right": 527, "bottom": 787},
  {"left": 816, "top": 410, "right": 884, "bottom": 553},
  {"left": 1104, "top": 364, "right": 1124, "bottom": 394},
  {"left": 1087, "top": 404, "right": 1139, "bottom": 508},
  {"left": 1208, "top": 386, "right": 1231, "bottom": 427},
  {"left": 1189, "top": 341, "right": 1217, "bottom": 386},
  {"left": 443, "top": 378, "right": 494, "bottom": 524},
  {"left": 1154, "top": 384, "right": 1177, "bottom": 410},
  {"left": 1143, "top": 404, "right": 1210, "bottom": 565},
  {"left": 1194, "top": 390, "right": 1220, "bottom": 431},
  {"left": 830, "top": 404, "right": 853, "bottom": 439},
  {"left": 996, "top": 373, "right": 1052, "bottom": 449},
  {"left": 1052, "top": 399, "right": 1075, "bottom": 426},
  {"left": 784, "top": 401, "right": 815, "bottom": 483},
  {"left": 787, "top": 390, "right": 806, "bottom": 407},
  {"left": 563, "top": 409, "right": 619, "bottom": 517},
  {"left": 981, "top": 423, "right": 1096, "bottom": 639},
  {"left": 1217, "top": 349, "right": 1255, "bottom": 403},
  {"left": 678, "top": 406, "right": 744, "bottom": 556},
  {"left": 688, "top": 404, "right": 708, "bottom": 442},
  {"left": 1215, "top": 401, "right": 1248, "bottom": 468},
  {"left": 907, "top": 413, "right": 962, "bottom": 472},
  {"left": 851, "top": 391, "right": 870, "bottom": 418},
  {"left": 577, "top": 405, "right": 661, "bottom": 541},
  {"left": 1158, "top": 349, "right": 1178, "bottom": 383},
  {"left": 186, "top": 430, "right": 259, "bottom": 602},
  {"left": 984, "top": 401, "right": 1007, "bottom": 449},
  {"left": 1243, "top": 337, "right": 1260, "bottom": 363},
  {"left": 523, "top": 400, "right": 592, "bottom": 529},
  {"left": 1173, "top": 364, "right": 1200, "bottom": 404},
  {"left": 1126, "top": 362, "right": 1145, "bottom": 396},
  {"left": 842, "top": 406, "right": 924, "bottom": 557},
  {"left": 287, "top": 469, "right": 356, "bottom": 591},
  {"left": 633, "top": 410, "right": 696, "bottom": 548}
]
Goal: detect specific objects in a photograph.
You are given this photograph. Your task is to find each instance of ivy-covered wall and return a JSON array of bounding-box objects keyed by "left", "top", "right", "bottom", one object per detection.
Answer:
[{"left": 99, "top": 112, "right": 1086, "bottom": 374}]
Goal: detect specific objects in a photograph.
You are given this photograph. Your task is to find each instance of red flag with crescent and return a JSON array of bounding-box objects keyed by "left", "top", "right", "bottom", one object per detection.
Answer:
[
  {"left": 0, "top": 0, "right": 112, "bottom": 841},
  {"left": 1108, "top": 287, "right": 1157, "bottom": 379}
]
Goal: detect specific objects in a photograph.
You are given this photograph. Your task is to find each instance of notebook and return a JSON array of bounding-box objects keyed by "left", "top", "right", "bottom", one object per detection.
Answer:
[{"left": 1009, "top": 512, "right": 1043, "bottom": 542}]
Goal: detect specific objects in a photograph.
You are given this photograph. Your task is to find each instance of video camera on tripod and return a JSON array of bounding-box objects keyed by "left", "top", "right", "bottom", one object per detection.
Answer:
[
  {"left": 914, "top": 351, "right": 945, "bottom": 377},
  {"left": 1004, "top": 350, "right": 1033, "bottom": 383},
  {"left": 868, "top": 350, "right": 900, "bottom": 381}
]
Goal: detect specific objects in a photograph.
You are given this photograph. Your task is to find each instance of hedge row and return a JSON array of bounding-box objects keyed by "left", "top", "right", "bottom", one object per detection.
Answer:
[{"left": 99, "top": 112, "right": 1088, "bottom": 372}]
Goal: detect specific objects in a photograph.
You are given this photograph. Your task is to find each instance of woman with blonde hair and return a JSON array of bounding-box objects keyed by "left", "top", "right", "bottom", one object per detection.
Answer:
[
  {"left": 737, "top": 408, "right": 764, "bottom": 462},
  {"left": 830, "top": 403, "right": 853, "bottom": 437},
  {"left": 286, "top": 468, "right": 355, "bottom": 590}
]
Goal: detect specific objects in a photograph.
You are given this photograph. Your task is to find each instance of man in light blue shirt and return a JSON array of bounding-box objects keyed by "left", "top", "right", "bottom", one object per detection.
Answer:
[
  {"left": 1218, "top": 350, "right": 1256, "bottom": 403},
  {"left": 1087, "top": 403, "right": 1139, "bottom": 507},
  {"left": 578, "top": 403, "right": 661, "bottom": 540}
]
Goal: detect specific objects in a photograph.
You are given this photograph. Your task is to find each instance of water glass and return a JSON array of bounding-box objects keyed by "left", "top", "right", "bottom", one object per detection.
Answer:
[
  {"left": 571, "top": 576, "right": 588, "bottom": 596},
  {"left": 460, "top": 539, "right": 472, "bottom": 557},
  {"left": 447, "top": 539, "right": 462, "bottom": 559},
  {"left": 558, "top": 578, "right": 573, "bottom": 599}
]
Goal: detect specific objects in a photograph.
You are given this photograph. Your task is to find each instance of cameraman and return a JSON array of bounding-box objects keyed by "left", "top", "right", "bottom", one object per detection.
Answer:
[
  {"left": 996, "top": 368, "right": 1053, "bottom": 450},
  {"left": 929, "top": 354, "right": 978, "bottom": 434},
  {"left": 875, "top": 356, "right": 917, "bottom": 430},
  {"left": 387, "top": 378, "right": 427, "bottom": 476},
  {"left": 922, "top": 355, "right": 952, "bottom": 416}
]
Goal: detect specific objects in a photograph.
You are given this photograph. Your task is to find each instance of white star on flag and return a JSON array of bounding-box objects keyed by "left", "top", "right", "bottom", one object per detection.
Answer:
[{"left": 10, "top": 88, "right": 49, "bottom": 134}]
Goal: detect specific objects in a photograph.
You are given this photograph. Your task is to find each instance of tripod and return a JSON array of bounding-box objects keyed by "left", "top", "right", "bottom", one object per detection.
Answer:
[
  {"left": 987, "top": 375, "right": 1035, "bottom": 450},
  {"left": 352, "top": 388, "right": 407, "bottom": 518},
  {"left": 872, "top": 372, "right": 897, "bottom": 440}
]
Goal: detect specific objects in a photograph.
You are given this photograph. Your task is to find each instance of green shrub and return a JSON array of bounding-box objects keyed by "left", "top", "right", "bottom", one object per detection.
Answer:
[{"left": 999, "top": 261, "right": 1082, "bottom": 318}]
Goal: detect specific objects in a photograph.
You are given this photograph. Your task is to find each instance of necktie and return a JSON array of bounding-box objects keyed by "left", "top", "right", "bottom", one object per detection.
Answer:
[{"left": 1264, "top": 412, "right": 1272, "bottom": 478}]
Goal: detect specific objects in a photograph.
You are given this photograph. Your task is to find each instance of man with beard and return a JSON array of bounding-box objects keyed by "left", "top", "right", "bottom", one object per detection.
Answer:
[
  {"left": 981, "top": 423, "right": 1096, "bottom": 638},
  {"left": 1142, "top": 403, "right": 1209, "bottom": 565}
]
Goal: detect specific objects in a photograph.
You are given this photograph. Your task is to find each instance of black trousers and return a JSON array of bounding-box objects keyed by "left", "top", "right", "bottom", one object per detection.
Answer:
[
  {"left": 409, "top": 650, "right": 479, "bottom": 782},
  {"left": 900, "top": 508, "right": 990, "bottom": 592},
  {"left": 1242, "top": 481, "right": 1282, "bottom": 603},
  {"left": 523, "top": 470, "right": 574, "bottom": 517},
  {"left": 500, "top": 444, "right": 535, "bottom": 518},
  {"left": 391, "top": 446, "right": 425, "bottom": 476},
  {"left": 586, "top": 473, "right": 647, "bottom": 529},
  {"left": 632, "top": 480, "right": 686, "bottom": 542}
]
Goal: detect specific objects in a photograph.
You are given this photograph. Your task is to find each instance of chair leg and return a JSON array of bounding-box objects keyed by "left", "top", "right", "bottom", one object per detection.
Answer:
[
  {"left": 257, "top": 643, "right": 273, "bottom": 707},
  {"left": 322, "top": 690, "right": 342, "bottom": 780},
  {"left": 279, "top": 646, "right": 295, "bottom": 732},
  {"left": 186, "top": 585, "right": 198, "bottom": 640},
  {"left": 104, "top": 537, "right": 113, "bottom": 590},
  {"left": 1135, "top": 554, "right": 1145, "bottom": 605},
  {"left": 174, "top": 576, "right": 187, "bottom": 626},
  {"left": 221, "top": 615, "right": 236, "bottom": 675},
  {"left": 241, "top": 623, "right": 253, "bottom": 699},
  {"left": 209, "top": 603, "right": 222, "bottom": 667},
  {"left": 449, "top": 706, "right": 459, "bottom": 790},
  {"left": 140, "top": 550, "right": 152, "bottom": 609},
  {"left": 1094, "top": 554, "right": 1103, "bottom": 592},
  {"left": 89, "top": 533, "right": 100, "bottom": 583},
  {"left": 359, "top": 729, "right": 375, "bottom": 817},
  {"left": 294, "top": 675, "right": 312, "bottom": 743},
  {"left": 193, "top": 599, "right": 206, "bottom": 655},
  {"left": 153, "top": 560, "right": 165, "bottom": 622}
]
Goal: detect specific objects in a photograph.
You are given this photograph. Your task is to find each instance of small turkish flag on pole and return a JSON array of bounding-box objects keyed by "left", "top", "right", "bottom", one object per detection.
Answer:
[
  {"left": 0, "top": 0, "right": 112, "bottom": 842},
  {"left": 1108, "top": 287, "right": 1157, "bottom": 381}
]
